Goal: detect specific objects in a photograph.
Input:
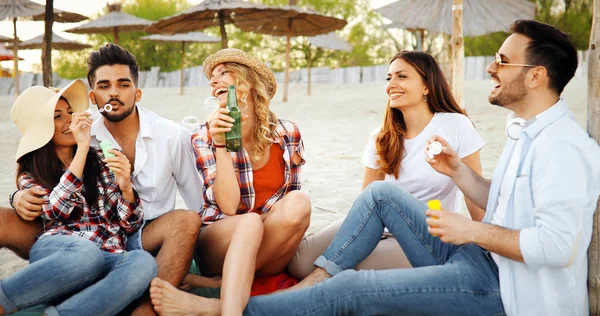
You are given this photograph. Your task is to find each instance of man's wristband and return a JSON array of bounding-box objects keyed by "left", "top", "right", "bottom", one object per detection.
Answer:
[
  {"left": 9, "top": 189, "right": 19, "bottom": 209},
  {"left": 213, "top": 143, "right": 226, "bottom": 148}
]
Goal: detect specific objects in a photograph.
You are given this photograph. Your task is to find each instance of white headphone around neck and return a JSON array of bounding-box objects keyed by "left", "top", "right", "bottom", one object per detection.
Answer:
[{"left": 505, "top": 113, "right": 528, "bottom": 140}]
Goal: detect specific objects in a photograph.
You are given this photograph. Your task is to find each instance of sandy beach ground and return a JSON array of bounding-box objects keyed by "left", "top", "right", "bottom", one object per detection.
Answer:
[{"left": 0, "top": 78, "right": 588, "bottom": 279}]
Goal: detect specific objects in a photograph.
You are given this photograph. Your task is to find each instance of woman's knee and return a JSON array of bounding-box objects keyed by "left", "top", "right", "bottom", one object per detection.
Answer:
[
  {"left": 238, "top": 212, "right": 263, "bottom": 236},
  {"left": 121, "top": 250, "right": 158, "bottom": 290},
  {"left": 278, "top": 191, "right": 312, "bottom": 228}
]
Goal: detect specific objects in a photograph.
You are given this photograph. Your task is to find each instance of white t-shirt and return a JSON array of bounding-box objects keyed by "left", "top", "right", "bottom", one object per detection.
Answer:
[{"left": 361, "top": 112, "right": 485, "bottom": 212}]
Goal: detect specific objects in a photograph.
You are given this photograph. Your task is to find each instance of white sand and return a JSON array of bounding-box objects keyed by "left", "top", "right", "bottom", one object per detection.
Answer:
[{"left": 0, "top": 79, "right": 588, "bottom": 279}]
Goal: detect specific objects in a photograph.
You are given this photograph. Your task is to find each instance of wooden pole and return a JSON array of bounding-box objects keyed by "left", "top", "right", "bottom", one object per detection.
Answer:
[
  {"left": 219, "top": 10, "right": 228, "bottom": 49},
  {"left": 12, "top": 18, "right": 20, "bottom": 96},
  {"left": 307, "top": 45, "right": 312, "bottom": 96},
  {"left": 588, "top": 0, "right": 600, "bottom": 314},
  {"left": 113, "top": 27, "right": 120, "bottom": 45},
  {"left": 42, "top": 0, "right": 54, "bottom": 87},
  {"left": 450, "top": 0, "right": 464, "bottom": 106},
  {"left": 180, "top": 41, "right": 186, "bottom": 95},
  {"left": 283, "top": 20, "right": 292, "bottom": 102}
]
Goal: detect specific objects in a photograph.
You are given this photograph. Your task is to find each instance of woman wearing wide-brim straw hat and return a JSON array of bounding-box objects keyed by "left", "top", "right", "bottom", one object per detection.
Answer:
[
  {"left": 149, "top": 48, "right": 311, "bottom": 315},
  {"left": 0, "top": 80, "right": 157, "bottom": 316}
]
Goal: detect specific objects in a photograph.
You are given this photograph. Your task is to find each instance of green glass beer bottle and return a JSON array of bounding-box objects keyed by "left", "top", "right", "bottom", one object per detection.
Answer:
[{"left": 225, "top": 85, "right": 242, "bottom": 152}]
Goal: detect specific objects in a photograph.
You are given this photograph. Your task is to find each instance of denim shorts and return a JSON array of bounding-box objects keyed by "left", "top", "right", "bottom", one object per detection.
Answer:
[{"left": 126, "top": 220, "right": 150, "bottom": 251}]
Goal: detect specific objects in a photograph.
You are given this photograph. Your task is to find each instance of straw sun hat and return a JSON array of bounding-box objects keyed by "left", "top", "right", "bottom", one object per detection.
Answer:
[
  {"left": 11, "top": 79, "right": 88, "bottom": 162},
  {"left": 202, "top": 48, "right": 277, "bottom": 100}
]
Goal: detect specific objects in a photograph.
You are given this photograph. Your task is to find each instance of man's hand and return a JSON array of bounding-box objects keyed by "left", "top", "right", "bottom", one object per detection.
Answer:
[
  {"left": 13, "top": 187, "right": 46, "bottom": 221},
  {"left": 424, "top": 135, "right": 462, "bottom": 179},
  {"left": 425, "top": 208, "right": 477, "bottom": 245}
]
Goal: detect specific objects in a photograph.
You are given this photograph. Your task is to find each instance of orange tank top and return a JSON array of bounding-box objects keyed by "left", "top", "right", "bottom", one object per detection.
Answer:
[{"left": 252, "top": 144, "right": 285, "bottom": 212}]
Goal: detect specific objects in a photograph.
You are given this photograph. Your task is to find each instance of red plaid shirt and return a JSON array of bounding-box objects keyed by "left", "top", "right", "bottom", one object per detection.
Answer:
[
  {"left": 193, "top": 119, "right": 305, "bottom": 225},
  {"left": 18, "top": 149, "right": 143, "bottom": 253}
]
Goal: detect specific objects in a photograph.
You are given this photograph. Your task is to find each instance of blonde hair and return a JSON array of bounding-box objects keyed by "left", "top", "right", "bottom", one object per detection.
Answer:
[{"left": 223, "top": 62, "right": 278, "bottom": 162}]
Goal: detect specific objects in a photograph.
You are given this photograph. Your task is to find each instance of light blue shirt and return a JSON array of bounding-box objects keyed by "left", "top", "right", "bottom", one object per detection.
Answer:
[{"left": 483, "top": 99, "right": 600, "bottom": 316}]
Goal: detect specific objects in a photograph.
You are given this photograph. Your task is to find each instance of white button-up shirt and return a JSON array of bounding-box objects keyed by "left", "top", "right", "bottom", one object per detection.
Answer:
[
  {"left": 91, "top": 106, "right": 204, "bottom": 220},
  {"left": 483, "top": 99, "right": 600, "bottom": 315}
]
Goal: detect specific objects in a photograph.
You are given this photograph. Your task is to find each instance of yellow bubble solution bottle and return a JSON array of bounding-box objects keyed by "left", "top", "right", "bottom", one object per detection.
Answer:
[{"left": 427, "top": 199, "right": 441, "bottom": 237}]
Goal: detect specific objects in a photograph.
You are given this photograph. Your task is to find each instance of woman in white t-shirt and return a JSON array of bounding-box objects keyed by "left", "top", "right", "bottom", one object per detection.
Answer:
[{"left": 287, "top": 51, "right": 485, "bottom": 279}]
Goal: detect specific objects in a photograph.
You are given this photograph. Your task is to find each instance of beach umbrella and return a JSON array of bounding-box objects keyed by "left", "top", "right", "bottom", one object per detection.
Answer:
[
  {"left": 0, "top": 0, "right": 87, "bottom": 94},
  {"left": 0, "top": 34, "right": 12, "bottom": 43},
  {"left": 64, "top": 4, "right": 152, "bottom": 45},
  {"left": 140, "top": 32, "right": 220, "bottom": 95},
  {"left": 376, "top": 0, "right": 536, "bottom": 37},
  {"left": 234, "top": 5, "right": 347, "bottom": 102},
  {"left": 304, "top": 32, "right": 352, "bottom": 96},
  {"left": 145, "top": 0, "right": 290, "bottom": 49},
  {"left": 11, "top": 31, "right": 91, "bottom": 50},
  {"left": 375, "top": 0, "right": 536, "bottom": 105},
  {"left": 0, "top": 44, "right": 22, "bottom": 61}
]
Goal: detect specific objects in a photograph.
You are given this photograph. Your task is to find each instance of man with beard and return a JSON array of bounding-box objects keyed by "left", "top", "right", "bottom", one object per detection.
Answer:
[
  {"left": 149, "top": 20, "right": 600, "bottom": 316},
  {"left": 9, "top": 43, "right": 204, "bottom": 315}
]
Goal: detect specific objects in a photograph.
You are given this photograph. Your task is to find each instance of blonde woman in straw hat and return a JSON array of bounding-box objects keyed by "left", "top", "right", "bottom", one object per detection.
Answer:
[
  {"left": 150, "top": 48, "right": 311, "bottom": 315},
  {"left": 0, "top": 80, "right": 157, "bottom": 316}
]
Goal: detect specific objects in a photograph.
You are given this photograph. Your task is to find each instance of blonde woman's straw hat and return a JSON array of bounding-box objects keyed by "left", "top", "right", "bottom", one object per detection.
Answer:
[
  {"left": 11, "top": 79, "right": 88, "bottom": 162},
  {"left": 202, "top": 48, "right": 277, "bottom": 99}
]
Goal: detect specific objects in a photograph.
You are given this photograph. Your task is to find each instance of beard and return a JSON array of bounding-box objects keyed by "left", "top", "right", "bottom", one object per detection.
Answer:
[
  {"left": 489, "top": 69, "right": 528, "bottom": 107},
  {"left": 99, "top": 96, "right": 136, "bottom": 122}
]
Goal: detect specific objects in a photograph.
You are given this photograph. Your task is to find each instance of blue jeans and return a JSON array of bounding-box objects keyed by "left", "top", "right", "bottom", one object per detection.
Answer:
[
  {"left": 245, "top": 181, "right": 505, "bottom": 315},
  {"left": 0, "top": 234, "right": 157, "bottom": 316}
]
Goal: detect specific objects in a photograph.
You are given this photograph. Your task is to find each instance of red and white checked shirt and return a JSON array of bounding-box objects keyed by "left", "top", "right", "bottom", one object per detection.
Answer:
[
  {"left": 18, "top": 149, "right": 143, "bottom": 253},
  {"left": 192, "top": 119, "right": 305, "bottom": 225}
]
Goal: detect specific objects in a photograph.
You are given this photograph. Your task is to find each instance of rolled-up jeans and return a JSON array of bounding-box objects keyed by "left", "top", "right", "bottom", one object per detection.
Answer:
[
  {"left": 0, "top": 234, "right": 157, "bottom": 316},
  {"left": 245, "top": 181, "right": 505, "bottom": 315}
]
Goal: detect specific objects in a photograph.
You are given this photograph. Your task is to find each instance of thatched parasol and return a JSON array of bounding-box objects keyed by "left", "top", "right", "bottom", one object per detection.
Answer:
[
  {"left": 376, "top": 0, "right": 536, "bottom": 37},
  {"left": 145, "top": 0, "right": 288, "bottom": 49},
  {"left": 11, "top": 32, "right": 91, "bottom": 50},
  {"left": 0, "top": 34, "right": 12, "bottom": 43},
  {"left": 235, "top": 5, "right": 347, "bottom": 102},
  {"left": 140, "top": 32, "right": 220, "bottom": 95},
  {"left": 304, "top": 32, "right": 352, "bottom": 95},
  {"left": 0, "top": 44, "right": 22, "bottom": 61},
  {"left": 0, "top": 0, "right": 87, "bottom": 94},
  {"left": 65, "top": 4, "right": 152, "bottom": 45}
]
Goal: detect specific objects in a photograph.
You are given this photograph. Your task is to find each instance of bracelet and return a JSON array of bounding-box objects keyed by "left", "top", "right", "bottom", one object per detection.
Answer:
[
  {"left": 213, "top": 143, "right": 226, "bottom": 148},
  {"left": 9, "top": 189, "right": 19, "bottom": 209}
]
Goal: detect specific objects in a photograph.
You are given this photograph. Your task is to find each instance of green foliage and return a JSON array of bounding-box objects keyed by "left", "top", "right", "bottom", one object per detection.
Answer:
[
  {"left": 245, "top": 0, "right": 394, "bottom": 71},
  {"left": 53, "top": 50, "right": 89, "bottom": 79},
  {"left": 465, "top": 0, "right": 592, "bottom": 56},
  {"left": 55, "top": 0, "right": 592, "bottom": 79},
  {"left": 55, "top": 0, "right": 220, "bottom": 79}
]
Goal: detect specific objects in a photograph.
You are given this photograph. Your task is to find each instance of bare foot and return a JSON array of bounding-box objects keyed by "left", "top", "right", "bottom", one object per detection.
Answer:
[
  {"left": 272, "top": 267, "right": 330, "bottom": 295},
  {"left": 150, "top": 277, "right": 220, "bottom": 316}
]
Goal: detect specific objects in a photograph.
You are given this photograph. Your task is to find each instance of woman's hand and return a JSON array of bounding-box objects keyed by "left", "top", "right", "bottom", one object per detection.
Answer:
[
  {"left": 424, "top": 135, "right": 461, "bottom": 178},
  {"left": 69, "top": 111, "right": 93, "bottom": 148},
  {"left": 208, "top": 108, "right": 235, "bottom": 146},
  {"left": 104, "top": 150, "right": 132, "bottom": 191}
]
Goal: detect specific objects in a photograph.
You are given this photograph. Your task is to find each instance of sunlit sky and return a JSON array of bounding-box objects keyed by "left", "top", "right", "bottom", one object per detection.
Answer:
[{"left": 0, "top": 0, "right": 396, "bottom": 71}]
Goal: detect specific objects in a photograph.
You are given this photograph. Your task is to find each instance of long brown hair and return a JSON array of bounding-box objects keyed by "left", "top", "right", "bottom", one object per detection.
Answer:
[
  {"left": 17, "top": 144, "right": 103, "bottom": 210},
  {"left": 16, "top": 97, "right": 103, "bottom": 209},
  {"left": 376, "top": 51, "right": 466, "bottom": 178}
]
